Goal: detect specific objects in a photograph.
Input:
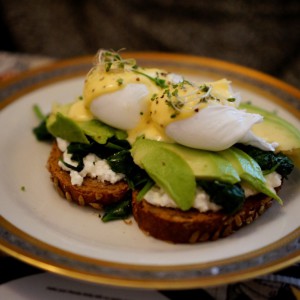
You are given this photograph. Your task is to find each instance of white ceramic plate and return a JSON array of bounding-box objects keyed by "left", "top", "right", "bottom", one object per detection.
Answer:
[{"left": 0, "top": 53, "right": 300, "bottom": 289}]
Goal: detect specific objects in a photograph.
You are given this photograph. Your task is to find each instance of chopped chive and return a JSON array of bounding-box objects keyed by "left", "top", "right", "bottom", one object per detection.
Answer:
[
  {"left": 117, "top": 78, "right": 123, "bottom": 86},
  {"left": 151, "top": 93, "right": 158, "bottom": 101},
  {"left": 227, "top": 98, "right": 236, "bottom": 102},
  {"left": 200, "top": 84, "right": 209, "bottom": 92},
  {"left": 133, "top": 70, "right": 168, "bottom": 88}
]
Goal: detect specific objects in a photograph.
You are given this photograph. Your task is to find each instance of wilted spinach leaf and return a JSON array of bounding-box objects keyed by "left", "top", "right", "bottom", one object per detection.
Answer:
[
  {"left": 101, "top": 193, "right": 132, "bottom": 222},
  {"left": 33, "top": 119, "right": 53, "bottom": 141},
  {"left": 236, "top": 144, "right": 294, "bottom": 178},
  {"left": 197, "top": 180, "right": 245, "bottom": 214}
]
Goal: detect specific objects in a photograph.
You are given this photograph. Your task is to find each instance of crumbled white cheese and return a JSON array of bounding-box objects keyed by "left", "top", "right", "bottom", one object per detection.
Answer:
[
  {"left": 70, "top": 170, "right": 84, "bottom": 186},
  {"left": 57, "top": 138, "right": 125, "bottom": 186},
  {"left": 193, "top": 190, "right": 221, "bottom": 212},
  {"left": 80, "top": 153, "right": 125, "bottom": 184},
  {"left": 265, "top": 172, "right": 282, "bottom": 192},
  {"left": 56, "top": 137, "right": 69, "bottom": 152},
  {"left": 144, "top": 186, "right": 222, "bottom": 213},
  {"left": 241, "top": 182, "right": 257, "bottom": 198},
  {"left": 145, "top": 172, "right": 282, "bottom": 213},
  {"left": 143, "top": 186, "right": 178, "bottom": 209}
]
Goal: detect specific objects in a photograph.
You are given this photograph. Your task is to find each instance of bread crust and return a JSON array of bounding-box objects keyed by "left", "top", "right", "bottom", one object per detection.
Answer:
[
  {"left": 47, "top": 142, "right": 129, "bottom": 209},
  {"left": 132, "top": 191, "right": 276, "bottom": 243}
]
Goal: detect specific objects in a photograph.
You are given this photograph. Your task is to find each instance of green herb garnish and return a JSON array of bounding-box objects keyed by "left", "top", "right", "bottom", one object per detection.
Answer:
[
  {"left": 133, "top": 70, "right": 168, "bottom": 89},
  {"left": 97, "top": 49, "right": 136, "bottom": 72},
  {"left": 151, "top": 93, "right": 158, "bottom": 101},
  {"left": 117, "top": 78, "right": 123, "bottom": 86},
  {"left": 200, "top": 84, "right": 210, "bottom": 92},
  {"left": 198, "top": 180, "right": 245, "bottom": 215},
  {"left": 227, "top": 98, "right": 236, "bottom": 102}
]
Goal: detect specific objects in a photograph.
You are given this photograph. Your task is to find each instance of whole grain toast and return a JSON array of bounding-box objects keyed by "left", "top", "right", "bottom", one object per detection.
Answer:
[
  {"left": 47, "top": 142, "right": 129, "bottom": 209},
  {"left": 132, "top": 191, "right": 277, "bottom": 243},
  {"left": 48, "top": 141, "right": 281, "bottom": 243}
]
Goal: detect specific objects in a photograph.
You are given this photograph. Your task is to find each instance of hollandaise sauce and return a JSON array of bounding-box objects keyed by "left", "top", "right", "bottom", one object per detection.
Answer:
[{"left": 65, "top": 49, "right": 275, "bottom": 152}]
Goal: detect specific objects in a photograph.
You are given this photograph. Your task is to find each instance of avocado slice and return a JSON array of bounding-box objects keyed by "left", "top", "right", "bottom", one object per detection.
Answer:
[
  {"left": 220, "top": 147, "right": 283, "bottom": 204},
  {"left": 46, "top": 102, "right": 127, "bottom": 144},
  {"left": 240, "top": 103, "right": 300, "bottom": 168},
  {"left": 47, "top": 112, "right": 90, "bottom": 144},
  {"left": 132, "top": 138, "right": 240, "bottom": 184},
  {"left": 78, "top": 119, "right": 127, "bottom": 144},
  {"left": 131, "top": 140, "right": 196, "bottom": 211},
  {"left": 162, "top": 143, "right": 240, "bottom": 184}
]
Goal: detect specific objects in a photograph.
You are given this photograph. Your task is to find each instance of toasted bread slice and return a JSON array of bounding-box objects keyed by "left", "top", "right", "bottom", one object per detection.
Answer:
[
  {"left": 47, "top": 142, "right": 129, "bottom": 209},
  {"left": 132, "top": 191, "right": 278, "bottom": 243}
]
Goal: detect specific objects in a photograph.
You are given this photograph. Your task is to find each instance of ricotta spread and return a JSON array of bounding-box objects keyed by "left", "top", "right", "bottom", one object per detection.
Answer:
[
  {"left": 145, "top": 172, "right": 282, "bottom": 213},
  {"left": 144, "top": 185, "right": 222, "bottom": 212}
]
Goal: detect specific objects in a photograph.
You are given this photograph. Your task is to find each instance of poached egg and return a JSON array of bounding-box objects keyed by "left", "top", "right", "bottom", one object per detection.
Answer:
[{"left": 69, "top": 49, "right": 277, "bottom": 152}]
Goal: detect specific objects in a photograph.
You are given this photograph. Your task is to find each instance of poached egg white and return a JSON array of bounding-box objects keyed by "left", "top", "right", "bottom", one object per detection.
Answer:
[{"left": 70, "top": 50, "right": 277, "bottom": 152}]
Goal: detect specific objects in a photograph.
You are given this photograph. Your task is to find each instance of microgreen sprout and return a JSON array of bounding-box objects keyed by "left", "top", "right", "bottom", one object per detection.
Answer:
[
  {"left": 96, "top": 49, "right": 136, "bottom": 72},
  {"left": 133, "top": 70, "right": 168, "bottom": 88},
  {"left": 163, "top": 81, "right": 216, "bottom": 113}
]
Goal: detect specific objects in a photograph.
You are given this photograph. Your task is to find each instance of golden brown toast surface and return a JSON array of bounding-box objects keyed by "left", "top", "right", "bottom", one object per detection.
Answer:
[{"left": 132, "top": 191, "right": 274, "bottom": 243}]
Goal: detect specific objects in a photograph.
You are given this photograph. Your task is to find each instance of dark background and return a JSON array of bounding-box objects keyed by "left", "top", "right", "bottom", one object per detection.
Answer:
[{"left": 1, "top": 0, "right": 300, "bottom": 90}]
